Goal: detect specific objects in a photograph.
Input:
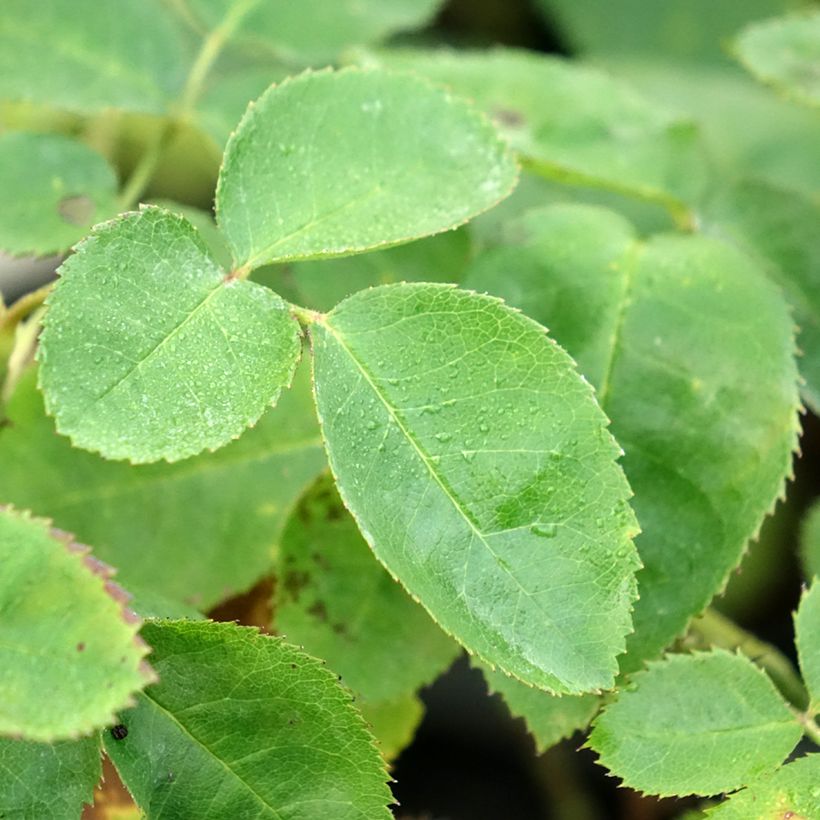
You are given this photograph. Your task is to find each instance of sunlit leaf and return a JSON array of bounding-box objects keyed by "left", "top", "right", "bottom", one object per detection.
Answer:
[
  {"left": 311, "top": 283, "right": 640, "bottom": 692},
  {"left": 105, "top": 620, "right": 392, "bottom": 818},
  {"left": 589, "top": 650, "right": 802, "bottom": 797}
]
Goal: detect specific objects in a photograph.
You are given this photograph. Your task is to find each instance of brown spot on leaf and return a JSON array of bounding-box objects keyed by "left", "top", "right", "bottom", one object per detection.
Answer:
[
  {"left": 282, "top": 570, "right": 310, "bottom": 602},
  {"left": 493, "top": 107, "right": 526, "bottom": 127},
  {"left": 58, "top": 195, "right": 94, "bottom": 226},
  {"left": 76, "top": 642, "right": 86, "bottom": 652},
  {"left": 208, "top": 576, "right": 274, "bottom": 631},
  {"left": 307, "top": 600, "right": 328, "bottom": 621}
]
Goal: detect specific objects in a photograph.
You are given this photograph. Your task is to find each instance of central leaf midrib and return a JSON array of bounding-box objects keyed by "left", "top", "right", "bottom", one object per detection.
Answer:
[
  {"left": 321, "top": 319, "right": 577, "bottom": 682},
  {"left": 142, "top": 690, "right": 284, "bottom": 819},
  {"left": 81, "top": 278, "right": 227, "bottom": 415}
]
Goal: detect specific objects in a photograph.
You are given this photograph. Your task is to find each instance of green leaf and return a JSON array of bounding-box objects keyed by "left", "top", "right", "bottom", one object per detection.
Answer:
[
  {"left": 185, "top": 0, "right": 443, "bottom": 64},
  {"left": 463, "top": 204, "right": 800, "bottom": 665},
  {"left": 537, "top": 0, "right": 788, "bottom": 63},
  {"left": 704, "top": 179, "right": 820, "bottom": 412},
  {"left": 0, "top": 0, "right": 187, "bottom": 114},
  {"left": 478, "top": 664, "right": 599, "bottom": 754},
  {"left": 0, "top": 132, "right": 118, "bottom": 257},
  {"left": 275, "top": 475, "right": 459, "bottom": 703},
  {"left": 360, "top": 694, "right": 425, "bottom": 762},
  {"left": 589, "top": 650, "right": 803, "bottom": 797},
  {"left": 274, "top": 228, "right": 472, "bottom": 314},
  {"left": 734, "top": 12, "right": 820, "bottom": 109},
  {"left": 706, "top": 753, "right": 820, "bottom": 819},
  {"left": 148, "top": 199, "right": 233, "bottom": 270},
  {"left": 105, "top": 620, "right": 392, "bottom": 819},
  {"left": 795, "top": 581, "right": 820, "bottom": 714},
  {"left": 311, "top": 283, "right": 640, "bottom": 693},
  {"left": 800, "top": 500, "right": 820, "bottom": 581},
  {"left": 216, "top": 68, "right": 517, "bottom": 270},
  {"left": 0, "top": 736, "right": 101, "bottom": 818},
  {"left": 38, "top": 206, "right": 302, "bottom": 464},
  {"left": 0, "top": 362, "right": 325, "bottom": 609},
  {"left": 0, "top": 507, "right": 152, "bottom": 741},
  {"left": 355, "top": 48, "right": 705, "bottom": 219}
]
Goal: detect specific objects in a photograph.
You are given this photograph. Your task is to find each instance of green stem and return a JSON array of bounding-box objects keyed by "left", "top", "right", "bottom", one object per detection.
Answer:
[
  {"left": 520, "top": 155, "right": 697, "bottom": 233},
  {"left": 117, "top": 125, "right": 174, "bottom": 210},
  {"left": 792, "top": 709, "right": 820, "bottom": 746},
  {"left": 0, "top": 283, "right": 52, "bottom": 330},
  {"left": 690, "top": 607, "right": 809, "bottom": 711},
  {"left": 176, "top": 0, "right": 259, "bottom": 117}
]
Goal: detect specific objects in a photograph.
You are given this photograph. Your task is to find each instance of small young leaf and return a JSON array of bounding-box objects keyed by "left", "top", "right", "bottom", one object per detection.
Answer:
[
  {"left": 734, "top": 12, "right": 820, "bottom": 109},
  {"left": 589, "top": 650, "right": 803, "bottom": 797},
  {"left": 0, "top": 0, "right": 187, "bottom": 114},
  {"left": 38, "top": 207, "right": 302, "bottom": 463},
  {"left": 0, "top": 132, "right": 118, "bottom": 257},
  {"left": 0, "top": 363, "right": 325, "bottom": 608},
  {"left": 0, "top": 507, "right": 152, "bottom": 741},
  {"left": 478, "top": 664, "right": 599, "bottom": 754},
  {"left": 104, "top": 620, "right": 392, "bottom": 819},
  {"left": 275, "top": 476, "right": 459, "bottom": 703},
  {"left": 795, "top": 581, "right": 820, "bottom": 714},
  {"left": 216, "top": 68, "right": 516, "bottom": 270},
  {"left": 800, "top": 500, "right": 820, "bottom": 581},
  {"left": 464, "top": 204, "right": 800, "bottom": 666},
  {"left": 0, "top": 736, "right": 101, "bottom": 818},
  {"left": 356, "top": 48, "right": 705, "bottom": 214},
  {"left": 184, "top": 0, "right": 443, "bottom": 64},
  {"left": 311, "top": 283, "right": 640, "bottom": 693},
  {"left": 705, "top": 179, "right": 820, "bottom": 412},
  {"left": 706, "top": 753, "right": 820, "bottom": 818}
]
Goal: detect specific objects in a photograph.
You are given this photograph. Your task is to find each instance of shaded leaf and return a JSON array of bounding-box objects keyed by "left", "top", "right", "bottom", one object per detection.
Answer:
[
  {"left": 275, "top": 475, "right": 459, "bottom": 703},
  {"left": 734, "top": 12, "right": 820, "bottom": 109},
  {"left": 704, "top": 179, "right": 820, "bottom": 412},
  {"left": 0, "top": 362, "right": 325, "bottom": 609},
  {"left": 274, "top": 228, "right": 473, "bottom": 313},
  {"left": 38, "top": 207, "right": 301, "bottom": 463},
  {"left": 105, "top": 620, "right": 392, "bottom": 819},
  {"left": 0, "top": 132, "right": 118, "bottom": 257},
  {"left": 360, "top": 694, "right": 425, "bottom": 763},
  {"left": 0, "top": 507, "right": 152, "bottom": 741},
  {"left": 216, "top": 68, "right": 516, "bottom": 270},
  {"left": 800, "top": 499, "right": 820, "bottom": 581},
  {"left": 464, "top": 204, "right": 800, "bottom": 665},
  {"left": 589, "top": 650, "right": 802, "bottom": 797},
  {"left": 185, "top": 0, "right": 443, "bottom": 64},
  {"left": 706, "top": 753, "right": 820, "bottom": 819},
  {"left": 0, "top": 0, "right": 187, "bottom": 114},
  {"left": 537, "top": 0, "right": 787, "bottom": 63},
  {"left": 356, "top": 48, "right": 705, "bottom": 219},
  {"left": 795, "top": 581, "right": 820, "bottom": 714},
  {"left": 0, "top": 736, "right": 101, "bottom": 818},
  {"left": 311, "top": 283, "right": 640, "bottom": 693},
  {"left": 478, "top": 663, "right": 599, "bottom": 754}
]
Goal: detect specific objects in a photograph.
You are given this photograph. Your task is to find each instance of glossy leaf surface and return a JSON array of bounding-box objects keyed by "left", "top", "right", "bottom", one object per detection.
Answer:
[
  {"left": 38, "top": 207, "right": 301, "bottom": 463},
  {"left": 312, "top": 283, "right": 640, "bottom": 693},
  {"left": 0, "top": 132, "right": 118, "bottom": 257},
  {"left": 589, "top": 650, "right": 802, "bottom": 797},
  {"left": 217, "top": 68, "right": 516, "bottom": 269},
  {"left": 105, "top": 620, "right": 392, "bottom": 819},
  {"left": 464, "top": 204, "right": 800, "bottom": 665},
  {"left": 0, "top": 507, "right": 151, "bottom": 741}
]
